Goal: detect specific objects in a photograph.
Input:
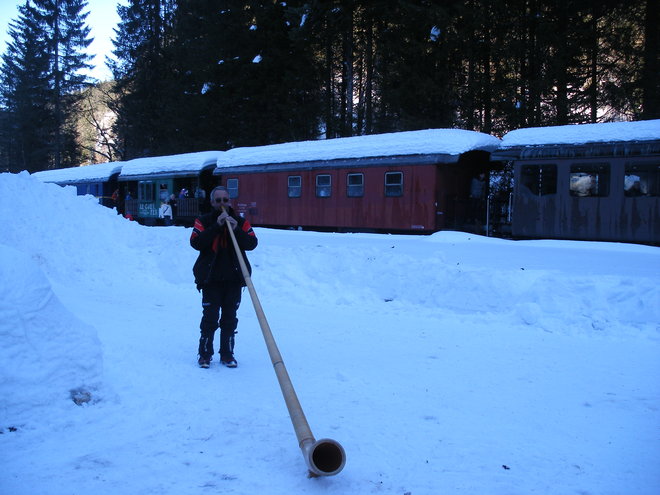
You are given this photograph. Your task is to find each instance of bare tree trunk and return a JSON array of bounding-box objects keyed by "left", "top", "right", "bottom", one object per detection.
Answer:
[
  {"left": 482, "top": 8, "right": 492, "bottom": 134},
  {"left": 341, "top": 0, "right": 354, "bottom": 137},
  {"left": 642, "top": 0, "right": 660, "bottom": 118},
  {"left": 365, "top": 11, "right": 373, "bottom": 134},
  {"left": 54, "top": 0, "right": 62, "bottom": 168},
  {"left": 527, "top": 0, "right": 541, "bottom": 125},
  {"left": 589, "top": 1, "right": 599, "bottom": 122},
  {"left": 324, "top": 14, "right": 334, "bottom": 138},
  {"left": 554, "top": 0, "right": 569, "bottom": 125},
  {"left": 467, "top": 41, "right": 476, "bottom": 128}
]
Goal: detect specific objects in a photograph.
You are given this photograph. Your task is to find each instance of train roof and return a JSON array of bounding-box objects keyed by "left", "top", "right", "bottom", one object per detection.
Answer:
[
  {"left": 493, "top": 120, "right": 660, "bottom": 160},
  {"left": 215, "top": 129, "right": 501, "bottom": 172},
  {"left": 32, "top": 161, "right": 125, "bottom": 184},
  {"left": 118, "top": 151, "right": 224, "bottom": 181}
]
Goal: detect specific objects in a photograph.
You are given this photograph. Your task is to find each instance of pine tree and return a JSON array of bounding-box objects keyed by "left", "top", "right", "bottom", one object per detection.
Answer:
[
  {"left": 241, "top": 1, "right": 323, "bottom": 144},
  {"left": 0, "top": 0, "right": 92, "bottom": 172},
  {"left": 372, "top": 1, "right": 462, "bottom": 132},
  {"left": 161, "top": 0, "right": 257, "bottom": 151},
  {"left": 641, "top": 0, "right": 659, "bottom": 119},
  {"left": 584, "top": 0, "right": 646, "bottom": 121},
  {"left": 110, "top": 0, "right": 176, "bottom": 158},
  {"left": 0, "top": 3, "right": 53, "bottom": 172},
  {"left": 36, "top": 0, "right": 94, "bottom": 167},
  {"left": 158, "top": 0, "right": 323, "bottom": 150}
]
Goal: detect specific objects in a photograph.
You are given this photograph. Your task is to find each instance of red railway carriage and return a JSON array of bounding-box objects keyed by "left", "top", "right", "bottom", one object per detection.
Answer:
[{"left": 214, "top": 129, "right": 501, "bottom": 233}]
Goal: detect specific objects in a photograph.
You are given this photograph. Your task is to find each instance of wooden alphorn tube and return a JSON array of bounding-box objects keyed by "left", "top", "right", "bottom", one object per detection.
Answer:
[{"left": 222, "top": 210, "right": 346, "bottom": 476}]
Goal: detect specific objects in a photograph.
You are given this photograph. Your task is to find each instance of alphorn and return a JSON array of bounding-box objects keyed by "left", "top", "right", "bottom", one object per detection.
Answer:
[{"left": 222, "top": 209, "right": 346, "bottom": 476}]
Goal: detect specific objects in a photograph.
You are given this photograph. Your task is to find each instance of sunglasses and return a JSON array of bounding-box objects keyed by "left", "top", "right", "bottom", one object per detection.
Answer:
[{"left": 213, "top": 197, "right": 230, "bottom": 203}]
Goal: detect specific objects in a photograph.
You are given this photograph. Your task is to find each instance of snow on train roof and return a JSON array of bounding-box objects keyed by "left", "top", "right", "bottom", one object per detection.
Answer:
[
  {"left": 118, "top": 150, "right": 224, "bottom": 179},
  {"left": 500, "top": 119, "right": 660, "bottom": 148},
  {"left": 32, "top": 161, "right": 125, "bottom": 184},
  {"left": 216, "top": 129, "right": 501, "bottom": 168}
]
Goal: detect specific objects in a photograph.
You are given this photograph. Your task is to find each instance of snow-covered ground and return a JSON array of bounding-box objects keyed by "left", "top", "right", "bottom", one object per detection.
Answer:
[{"left": 1, "top": 171, "right": 659, "bottom": 495}]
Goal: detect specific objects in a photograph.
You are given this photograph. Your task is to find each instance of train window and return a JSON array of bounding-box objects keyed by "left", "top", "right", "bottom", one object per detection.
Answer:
[
  {"left": 569, "top": 163, "right": 610, "bottom": 197},
  {"left": 385, "top": 172, "right": 403, "bottom": 197},
  {"left": 347, "top": 173, "right": 364, "bottom": 197},
  {"left": 316, "top": 174, "right": 332, "bottom": 197},
  {"left": 288, "top": 176, "right": 302, "bottom": 198},
  {"left": 159, "top": 184, "right": 169, "bottom": 202},
  {"left": 520, "top": 164, "right": 557, "bottom": 195},
  {"left": 227, "top": 178, "right": 239, "bottom": 198},
  {"left": 624, "top": 163, "right": 660, "bottom": 197},
  {"left": 138, "top": 181, "right": 155, "bottom": 201}
]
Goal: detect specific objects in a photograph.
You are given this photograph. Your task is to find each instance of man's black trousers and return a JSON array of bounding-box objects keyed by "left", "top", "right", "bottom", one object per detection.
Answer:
[{"left": 198, "top": 283, "right": 242, "bottom": 360}]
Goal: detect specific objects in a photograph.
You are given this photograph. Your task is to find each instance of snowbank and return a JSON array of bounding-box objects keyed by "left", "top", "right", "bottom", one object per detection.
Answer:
[
  {"left": 0, "top": 244, "right": 104, "bottom": 426},
  {"left": 1, "top": 171, "right": 658, "bottom": 495},
  {"left": 0, "top": 171, "right": 189, "bottom": 286}
]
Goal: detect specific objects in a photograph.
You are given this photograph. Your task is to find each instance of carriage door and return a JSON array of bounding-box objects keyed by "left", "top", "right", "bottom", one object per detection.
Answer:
[
  {"left": 138, "top": 179, "right": 173, "bottom": 224},
  {"left": 513, "top": 163, "right": 558, "bottom": 237},
  {"left": 137, "top": 181, "right": 156, "bottom": 222}
]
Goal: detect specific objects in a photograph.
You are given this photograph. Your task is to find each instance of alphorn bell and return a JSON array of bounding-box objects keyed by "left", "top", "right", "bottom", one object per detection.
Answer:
[{"left": 221, "top": 208, "right": 346, "bottom": 476}]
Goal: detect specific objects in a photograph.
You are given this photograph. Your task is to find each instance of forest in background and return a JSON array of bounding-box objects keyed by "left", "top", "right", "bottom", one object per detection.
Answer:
[{"left": 1, "top": 0, "right": 658, "bottom": 173}]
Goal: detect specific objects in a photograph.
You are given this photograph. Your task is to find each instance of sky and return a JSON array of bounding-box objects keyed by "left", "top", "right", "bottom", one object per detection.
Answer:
[{"left": 0, "top": 0, "right": 128, "bottom": 81}]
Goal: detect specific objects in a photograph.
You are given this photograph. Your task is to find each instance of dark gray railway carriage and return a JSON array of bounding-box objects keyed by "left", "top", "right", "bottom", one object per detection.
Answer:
[
  {"left": 493, "top": 120, "right": 660, "bottom": 244},
  {"left": 32, "top": 161, "right": 125, "bottom": 208}
]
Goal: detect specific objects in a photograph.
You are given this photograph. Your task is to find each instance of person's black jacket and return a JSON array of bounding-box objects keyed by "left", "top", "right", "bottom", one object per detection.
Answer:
[{"left": 190, "top": 208, "right": 258, "bottom": 289}]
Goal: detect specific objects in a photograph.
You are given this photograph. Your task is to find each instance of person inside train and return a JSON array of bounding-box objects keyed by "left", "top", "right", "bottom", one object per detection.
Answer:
[
  {"left": 469, "top": 172, "right": 487, "bottom": 230},
  {"left": 158, "top": 201, "right": 173, "bottom": 226},
  {"left": 167, "top": 194, "right": 177, "bottom": 216},
  {"left": 190, "top": 186, "right": 258, "bottom": 369},
  {"left": 195, "top": 186, "right": 210, "bottom": 214}
]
